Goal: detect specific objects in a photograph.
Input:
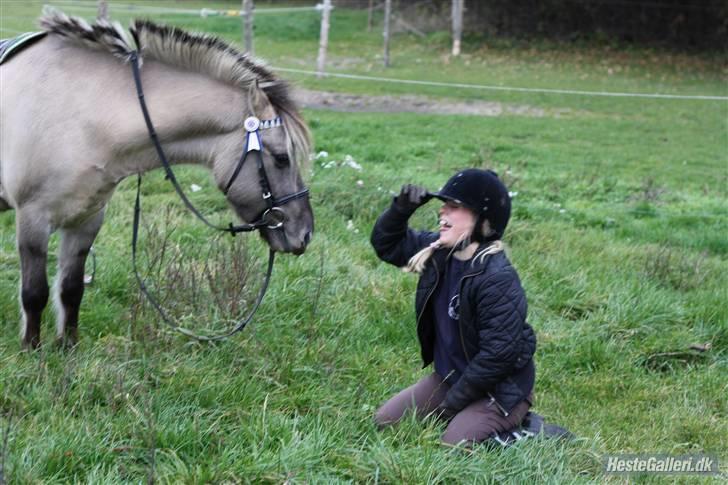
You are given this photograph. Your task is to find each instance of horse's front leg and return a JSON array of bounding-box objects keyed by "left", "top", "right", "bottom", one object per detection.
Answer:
[
  {"left": 16, "top": 210, "right": 51, "bottom": 349},
  {"left": 55, "top": 209, "right": 105, "bottom": 348}
]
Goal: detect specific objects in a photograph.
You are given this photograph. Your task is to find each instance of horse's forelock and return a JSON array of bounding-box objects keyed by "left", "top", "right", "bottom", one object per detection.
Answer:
[
  {"left": 265, "top": 82, "right": 311, "bottom": 168},
  {"left": 283, "top": 109, "right": 312, "bottom": 169}
]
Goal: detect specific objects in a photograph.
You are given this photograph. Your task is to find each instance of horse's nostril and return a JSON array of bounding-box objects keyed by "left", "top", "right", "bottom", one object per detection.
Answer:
[{"left": 303, "top": 231, "right": 312, "bottom": 245}]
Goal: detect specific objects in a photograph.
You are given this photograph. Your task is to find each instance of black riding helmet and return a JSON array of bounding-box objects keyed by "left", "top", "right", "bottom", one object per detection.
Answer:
[{"left": 432, "top": 169, "right": 511, "bottom": 242}]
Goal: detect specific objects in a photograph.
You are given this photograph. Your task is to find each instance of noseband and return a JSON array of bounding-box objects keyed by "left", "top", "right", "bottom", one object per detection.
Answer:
[{"left": 128, "top": 51, "right": 308, "bottom": 341}]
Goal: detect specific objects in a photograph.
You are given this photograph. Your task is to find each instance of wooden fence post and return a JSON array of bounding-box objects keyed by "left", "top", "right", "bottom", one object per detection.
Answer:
[
  {"left": 367, "top": 0, "right": 375, "bottom": 32},
  {"left": 97, "top": 0, "right": 108, "bottom": 20},
  {"left": 383, "top": 0, "right": 392, "bottom": 67},
  {"left": 242, "top": 0, "right": 254, "bottom": 55},
  {"left": 452, "top": 0, "right": 463, "bottom": 56},
  {"left": 317, "top": 0, "right": 332, "bottom": 78}
]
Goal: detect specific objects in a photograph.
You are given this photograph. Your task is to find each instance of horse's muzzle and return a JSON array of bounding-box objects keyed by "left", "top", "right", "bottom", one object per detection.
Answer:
[
  {"left": 292, "top": 230, "right": 312, "bottom": 255},
  {"left": 261, "top": 222, "right": 312, "bottom": 255}
]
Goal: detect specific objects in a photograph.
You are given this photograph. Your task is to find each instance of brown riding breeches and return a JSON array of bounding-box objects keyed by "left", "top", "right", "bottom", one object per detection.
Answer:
[{"left": 374, "top": 372, "right": 531, "bottom": 445}]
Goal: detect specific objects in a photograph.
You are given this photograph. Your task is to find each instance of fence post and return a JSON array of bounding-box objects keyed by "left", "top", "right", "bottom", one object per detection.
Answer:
[
  {"left": 316, "top": 0, "right": 332, "bottom": 78},
  {"left": 97, "top": 0, "right": 108, "bottom": 20},
  {"left": 452, "top": 0, "right": 463, "bottom": 56},
  {"left": 367, "top": 0, "right": 374, "bottom": 32},
  {"left": 242, "top": 0, "right": 254, "bottom": 55},
  {"left": 383, "top": 0, "right": 391, "bottom": 67}
]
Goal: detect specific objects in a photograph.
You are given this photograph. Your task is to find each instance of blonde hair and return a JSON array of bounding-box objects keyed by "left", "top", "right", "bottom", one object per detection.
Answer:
[
  {"left": 404, "top": 240, "right": 442, "bottom": 274},
  {"left": 404, "top": 220, "right": 504, "bottom": 274}
]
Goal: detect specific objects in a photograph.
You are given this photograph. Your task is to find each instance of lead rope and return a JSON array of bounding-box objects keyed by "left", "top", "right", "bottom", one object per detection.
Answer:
[
  {"left": 131, "top": 174, "right": 275, "bottom": 341},
  {"left": 129, "top": 50, "right": 275, "bottom": 341}
]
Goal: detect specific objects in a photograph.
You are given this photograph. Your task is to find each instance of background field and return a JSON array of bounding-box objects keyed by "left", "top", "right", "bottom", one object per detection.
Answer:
[{"left": 1, "top": 1, "right": 726, "bottom": 483}]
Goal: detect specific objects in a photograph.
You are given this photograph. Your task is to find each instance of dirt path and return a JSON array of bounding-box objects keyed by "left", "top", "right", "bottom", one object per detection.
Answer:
[{"left": 293, "top": 88, "right": 573, "bottom": 118}]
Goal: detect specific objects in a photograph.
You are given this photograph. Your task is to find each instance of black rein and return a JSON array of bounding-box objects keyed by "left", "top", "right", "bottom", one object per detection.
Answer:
[{"left": 129, "top": 51, "right": 278, "bottom": 341}]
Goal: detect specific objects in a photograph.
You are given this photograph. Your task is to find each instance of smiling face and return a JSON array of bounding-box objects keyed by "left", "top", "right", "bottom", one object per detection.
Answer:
[{"left": 438, "top": 201, "right": 477, "bottom": 248}]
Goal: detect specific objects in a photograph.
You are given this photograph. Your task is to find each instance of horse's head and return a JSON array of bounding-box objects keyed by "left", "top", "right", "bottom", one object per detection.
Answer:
[{"left": 216, "top": 83, "right": 313, "bottom": 255}]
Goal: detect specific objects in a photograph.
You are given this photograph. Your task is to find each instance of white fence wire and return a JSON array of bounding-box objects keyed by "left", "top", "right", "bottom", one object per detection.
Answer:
[{"left": 274, "top": 67, "right": 728, "bottom": 101}]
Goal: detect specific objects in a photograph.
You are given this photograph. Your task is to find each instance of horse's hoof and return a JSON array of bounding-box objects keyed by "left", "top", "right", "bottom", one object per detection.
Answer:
[
  {"left": 56, "top": 336, "right": 78, "bottom": 350},
  {"left": 21, "top": 338, "right": 41, "bottom": 351},
  {"left": 20, "top": 332, "right": 40, "bottom": 350}
]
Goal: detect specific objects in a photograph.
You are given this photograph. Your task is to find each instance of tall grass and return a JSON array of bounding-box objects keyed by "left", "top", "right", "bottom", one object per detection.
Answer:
[{"left": 1, "top": 2, "right": 726, "bottom": 482}]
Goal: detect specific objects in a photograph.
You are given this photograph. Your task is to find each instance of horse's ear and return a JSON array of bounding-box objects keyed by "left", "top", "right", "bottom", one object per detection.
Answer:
[{"left": 247, "top": 81, "right": 269, "bottom": 113}]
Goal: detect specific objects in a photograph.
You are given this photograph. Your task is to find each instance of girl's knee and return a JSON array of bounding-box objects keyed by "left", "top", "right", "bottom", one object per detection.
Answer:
[
  {"left": 441, "top": 429, "right": 462, "bottom": 446},
  {"left": 440, "top": 429, "right": 477, "bottom": 447},
  {"left": 442, "top": 416, "right": 499, "bottom": 446},
  {"left": 373, "top": 408, "right": 399, "bottom": 430}
]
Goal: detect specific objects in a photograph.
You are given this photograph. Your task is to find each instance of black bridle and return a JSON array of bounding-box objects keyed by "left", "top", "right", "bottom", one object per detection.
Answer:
[
  {"left": 221, "top": 114, "right": 310, "bottom": 233},
  {"left": 128, "top": 51, "right": 308, "bottom": 341}
]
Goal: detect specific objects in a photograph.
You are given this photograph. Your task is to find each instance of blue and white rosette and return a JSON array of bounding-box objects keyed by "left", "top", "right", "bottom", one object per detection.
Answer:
[{"left": 244, "top": 116, "right": 283, "bottom": 153}]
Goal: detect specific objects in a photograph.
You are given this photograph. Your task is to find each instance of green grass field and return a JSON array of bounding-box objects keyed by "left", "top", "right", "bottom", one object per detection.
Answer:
[{"left": 1, "top": 1, "right": 726, "bottom": 482}]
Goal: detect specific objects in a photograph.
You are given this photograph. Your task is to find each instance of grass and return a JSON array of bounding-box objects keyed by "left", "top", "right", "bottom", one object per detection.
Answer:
[{"left": 1, "top": 1, "right": 727, "bottom": 483}]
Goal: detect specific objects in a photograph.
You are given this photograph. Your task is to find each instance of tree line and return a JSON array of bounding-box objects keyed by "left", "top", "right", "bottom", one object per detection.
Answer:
[{"left": 335, "top": 0, "right": 727, "bottom": 50}]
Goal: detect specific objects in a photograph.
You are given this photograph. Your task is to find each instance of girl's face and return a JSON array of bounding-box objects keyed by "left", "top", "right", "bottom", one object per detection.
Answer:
[{"left": 438, "top": 201, "right": 476, "bottom": 248}]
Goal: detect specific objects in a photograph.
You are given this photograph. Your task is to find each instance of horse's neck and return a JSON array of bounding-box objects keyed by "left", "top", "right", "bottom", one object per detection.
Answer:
[{"left": 111, "top": 60, "right": 247, "bottom": 179}]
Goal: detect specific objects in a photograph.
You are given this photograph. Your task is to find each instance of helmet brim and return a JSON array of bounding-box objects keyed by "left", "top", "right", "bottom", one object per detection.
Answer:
[{"left": 431, "top": 192, "right": 475, "bottom": 211}]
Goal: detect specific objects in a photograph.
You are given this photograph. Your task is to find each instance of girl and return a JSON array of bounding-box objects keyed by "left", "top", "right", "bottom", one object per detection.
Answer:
[{"left": 370, "top": 169, "right": 536, "bottom": 446}]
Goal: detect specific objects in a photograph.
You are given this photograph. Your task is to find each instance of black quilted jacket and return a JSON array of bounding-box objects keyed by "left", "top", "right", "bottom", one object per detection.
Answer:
[{"left": 371, "top": 201, "right": 536, "bottom": 415}]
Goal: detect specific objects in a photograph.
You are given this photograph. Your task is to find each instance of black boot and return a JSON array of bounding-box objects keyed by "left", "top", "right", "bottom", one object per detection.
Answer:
[{"left": 487, "top": 412, "right": 575, "bottom": 448}]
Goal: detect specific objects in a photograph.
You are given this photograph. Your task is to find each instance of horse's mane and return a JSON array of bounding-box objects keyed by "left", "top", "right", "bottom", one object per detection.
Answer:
[{"left": 39, "top": 8, "right": 311, "bottom": 165}]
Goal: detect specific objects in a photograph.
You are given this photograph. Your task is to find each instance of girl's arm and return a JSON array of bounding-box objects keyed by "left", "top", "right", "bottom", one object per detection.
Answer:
[{"left": 370, "top": 191, "right": 438, "bottom": 268}]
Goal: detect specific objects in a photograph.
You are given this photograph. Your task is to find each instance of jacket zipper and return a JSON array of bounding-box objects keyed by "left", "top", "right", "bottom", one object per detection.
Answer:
[
  {"left": 456, "top": 268, "right": 483, "bottom": 363},
  {"left": 456, "top": 264, "right": 510, "bottom": 417},
  {"left": 415, "top": 257, "right": 440, "bottom": 329}
]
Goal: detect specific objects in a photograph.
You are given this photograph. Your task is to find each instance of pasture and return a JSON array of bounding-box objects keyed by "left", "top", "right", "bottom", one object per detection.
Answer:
[{"left": 1, "top": 1, "right": 726, "bottom": 482}]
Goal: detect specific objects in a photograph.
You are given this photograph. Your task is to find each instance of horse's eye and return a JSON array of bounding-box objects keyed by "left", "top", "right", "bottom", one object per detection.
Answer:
[{"left": 273, "top": 153, "right": 290, "bottom": 167}]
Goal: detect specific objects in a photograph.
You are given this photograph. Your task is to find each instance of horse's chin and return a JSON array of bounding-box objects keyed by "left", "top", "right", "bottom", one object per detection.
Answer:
[{"left": 259, "top": 227, "right": 309, "bottom": 255}]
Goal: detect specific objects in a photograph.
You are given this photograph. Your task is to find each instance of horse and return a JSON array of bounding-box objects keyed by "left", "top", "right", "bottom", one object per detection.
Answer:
[{"left": 0, "top": 10, "right": 314, "bottom": 349}]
